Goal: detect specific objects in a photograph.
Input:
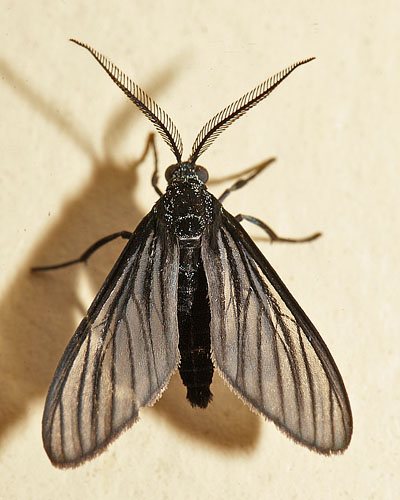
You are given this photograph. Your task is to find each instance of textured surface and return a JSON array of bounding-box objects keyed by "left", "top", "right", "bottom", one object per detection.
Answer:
[{"left": 1, "top": 1, "right": 399, "bottom": 498}]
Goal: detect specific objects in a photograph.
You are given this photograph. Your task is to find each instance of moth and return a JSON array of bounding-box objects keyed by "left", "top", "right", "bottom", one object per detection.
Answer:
[{"left": 36, "top": 40, "right": 352, "bottom": 467}]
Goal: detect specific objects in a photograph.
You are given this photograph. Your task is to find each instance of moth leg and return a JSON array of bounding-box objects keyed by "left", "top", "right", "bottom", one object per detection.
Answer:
[
  {"left": 236, "top": 214, "right": 321, "bottom": 243},
  {"left": 32, "top": 231, "right": 132, "bottom": 272},
  {"left": 218, "top": 158, "right": 275, "bottom": 202}
]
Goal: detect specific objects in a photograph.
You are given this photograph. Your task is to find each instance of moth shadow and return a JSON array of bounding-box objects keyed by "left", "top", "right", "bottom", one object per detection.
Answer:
[
  {"left": 0, "top": 58, "right": 161, "bottom": 445},
  {"left": 0, "top": 54, "right": 261, "bottom": 459},
  {"left": 0, "top": 127, "right": 150, "bottom": 443}
]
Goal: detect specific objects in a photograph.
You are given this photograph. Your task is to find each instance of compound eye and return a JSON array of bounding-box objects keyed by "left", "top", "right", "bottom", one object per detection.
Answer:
[
  {"left": 195, "top": 165, "right": 209, "bottom": 183},
  {"left": 165, "top": 164, "right": 178, "bottom": 182}
]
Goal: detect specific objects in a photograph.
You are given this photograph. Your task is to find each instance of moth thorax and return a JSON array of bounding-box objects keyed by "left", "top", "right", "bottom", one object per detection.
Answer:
[{"left": 175, "top": 214, "right": 206, "bottom": 240}]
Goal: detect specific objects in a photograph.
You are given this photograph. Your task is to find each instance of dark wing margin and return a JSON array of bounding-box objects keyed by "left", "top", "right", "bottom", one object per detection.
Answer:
[
  {"left": 42, "top": 210, "right": 179, "bottom": 467},
  {"left": 202, "top": 208, "right": 352, "bottom": 453}
]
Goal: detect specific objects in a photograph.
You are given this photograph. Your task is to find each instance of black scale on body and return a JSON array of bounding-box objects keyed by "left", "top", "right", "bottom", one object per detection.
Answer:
[{"left": 162, "top": 162, "right": 215, "bottom": 407}]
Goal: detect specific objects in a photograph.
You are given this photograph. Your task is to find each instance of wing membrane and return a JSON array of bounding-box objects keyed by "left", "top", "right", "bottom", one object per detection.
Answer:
[
  {"left": 202, "top": 208, "right": 352, "bottom": 453},
  {"left": 42, "top": 211, "right": 179, "bottom": 467}
]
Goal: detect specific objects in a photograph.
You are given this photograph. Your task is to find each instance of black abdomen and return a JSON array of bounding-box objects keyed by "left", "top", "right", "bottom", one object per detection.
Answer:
[{"left": 177, "top": 246, "right": 213, "bottom": 408}]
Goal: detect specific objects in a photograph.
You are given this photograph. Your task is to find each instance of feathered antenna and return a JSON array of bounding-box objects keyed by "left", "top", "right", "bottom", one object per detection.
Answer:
[
  {"left": 70, "top": 39, "right": 183, "bottom": 163},
  {"left": 189, "top": 58, "right": 315, "bottom": 164}
]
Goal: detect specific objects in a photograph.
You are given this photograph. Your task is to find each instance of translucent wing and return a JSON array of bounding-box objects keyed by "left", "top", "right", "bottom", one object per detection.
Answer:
[
  {"left": 42, "top": 211, "right": 179, "bottom": 467},
  {"left": 202, "top": 208, "right": 352, "bottom": 453}
]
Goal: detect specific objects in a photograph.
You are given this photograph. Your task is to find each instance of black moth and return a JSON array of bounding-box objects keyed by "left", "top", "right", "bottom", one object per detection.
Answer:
[{"left": 37, "top": 39, "right": 352, "bottom": 467}]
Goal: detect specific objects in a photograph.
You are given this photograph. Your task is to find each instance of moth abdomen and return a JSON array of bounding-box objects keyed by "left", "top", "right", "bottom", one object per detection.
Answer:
[{"left": 177, "top": 248, "right": 213, "bottom": 408}]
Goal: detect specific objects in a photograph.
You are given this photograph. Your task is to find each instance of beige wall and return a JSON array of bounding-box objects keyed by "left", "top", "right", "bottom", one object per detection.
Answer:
[{"left": 1, "top": 1, "right": 398, "bottom": 498}]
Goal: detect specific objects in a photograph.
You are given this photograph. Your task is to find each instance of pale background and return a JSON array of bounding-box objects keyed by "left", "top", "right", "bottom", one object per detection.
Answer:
[{"left": 1, "top": 1, "right": 398, "bottom": 499}]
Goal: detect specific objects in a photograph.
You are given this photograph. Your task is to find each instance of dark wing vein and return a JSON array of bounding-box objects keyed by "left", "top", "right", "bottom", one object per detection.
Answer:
[
  {"left": 42, "top": 210, "right": 179, "bottom": 467},
  {"left": 202, "top": 207, "right": 352, "bottom": 453},
  {"left": 70, "top": 39, "right": 183, "bottom": 162},
  {"left": 190, "top": 58, "right": 315, "bottom": 163}
]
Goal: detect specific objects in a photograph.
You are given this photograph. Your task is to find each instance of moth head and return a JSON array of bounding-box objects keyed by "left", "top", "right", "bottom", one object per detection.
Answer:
[{"left": 165, "top": 162, "right": 209, "bottom": 184}]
